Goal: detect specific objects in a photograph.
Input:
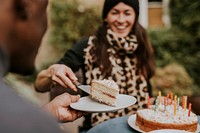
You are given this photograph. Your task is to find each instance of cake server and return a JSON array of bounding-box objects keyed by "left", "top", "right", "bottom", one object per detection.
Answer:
[{"left": 73, "top": 81, "right": 90, "bottom": 94}]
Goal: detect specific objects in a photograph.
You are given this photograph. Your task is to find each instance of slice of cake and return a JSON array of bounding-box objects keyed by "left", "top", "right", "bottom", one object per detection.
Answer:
[{"left": 90, "top": 79, "right": 119, "bottom": 106}]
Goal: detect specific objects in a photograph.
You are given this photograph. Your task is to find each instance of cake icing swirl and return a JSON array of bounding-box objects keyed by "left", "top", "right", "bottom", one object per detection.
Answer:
[{"left": 93, "top": 79, "right": 119, "bottom": 90}]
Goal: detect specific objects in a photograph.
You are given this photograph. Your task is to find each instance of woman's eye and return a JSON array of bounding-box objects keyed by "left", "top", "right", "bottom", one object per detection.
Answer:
[
  {"left": 111, "top": 12, "right": 118, "bottom": 15},
  {"left": 125, "top": 11, "right": 131, "bottom": 16}
]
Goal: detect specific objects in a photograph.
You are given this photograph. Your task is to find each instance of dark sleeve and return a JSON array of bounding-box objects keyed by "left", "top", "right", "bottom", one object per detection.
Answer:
[{"left": 57, "top": 38, "right": 89, "bottom": 72}]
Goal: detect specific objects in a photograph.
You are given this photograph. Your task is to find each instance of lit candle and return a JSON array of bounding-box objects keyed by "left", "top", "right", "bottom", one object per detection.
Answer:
[{"left": 188, "top": 103, "right": 192, "bottom": 117}]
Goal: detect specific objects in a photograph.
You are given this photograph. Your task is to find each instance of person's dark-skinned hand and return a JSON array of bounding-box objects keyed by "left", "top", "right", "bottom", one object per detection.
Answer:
[{"left": 44, "top": 93, "right": 84, "bottom": 122}]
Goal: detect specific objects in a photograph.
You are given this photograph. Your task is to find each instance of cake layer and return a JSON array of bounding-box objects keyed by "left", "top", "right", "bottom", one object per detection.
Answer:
[
  {"left": 92, "top": 79, "right": 119, "bottom": 91},
  {"left": 91, "top": 90, "right": 117, "bottom": 106}
]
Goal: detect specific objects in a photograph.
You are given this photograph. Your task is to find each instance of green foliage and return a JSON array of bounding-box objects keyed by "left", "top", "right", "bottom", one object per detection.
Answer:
[
  {"left": 170, "top": 0, "right": 200, "bottom": 38},
  {"left": 48, "top": 0, "right": 101, "bottom": 52},
  {"left": 151, "top": 63, "right": 197, "bottom": 96},
  {"left": 169, "top": 0, "right": 200, "bottom": 88},
  {"left": 148, "top": 0, "right": 200, "bottom": 92}
]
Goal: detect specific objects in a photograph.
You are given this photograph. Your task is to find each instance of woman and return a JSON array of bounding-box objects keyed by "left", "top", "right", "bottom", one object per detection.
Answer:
[{"left": 35, "top": 0, "right": 155, "bottom": 131}]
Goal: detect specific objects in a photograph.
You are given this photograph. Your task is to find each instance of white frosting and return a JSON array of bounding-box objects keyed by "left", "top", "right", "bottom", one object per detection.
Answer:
[
  {"left": 92, "top": 79, "right": 119, "bottom": 91},
  {"left": 137, "top": 105, "right": 197, "bottom": 124}
]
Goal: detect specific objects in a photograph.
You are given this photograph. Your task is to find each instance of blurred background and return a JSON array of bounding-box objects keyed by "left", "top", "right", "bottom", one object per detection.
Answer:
[{"left": 4, "top": 0, "right": 200, "bottom": 132}]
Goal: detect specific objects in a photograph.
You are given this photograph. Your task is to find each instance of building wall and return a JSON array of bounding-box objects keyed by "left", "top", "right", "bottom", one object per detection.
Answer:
[{"left": 148, "top": 2, "right": 164, "bottom": 27}]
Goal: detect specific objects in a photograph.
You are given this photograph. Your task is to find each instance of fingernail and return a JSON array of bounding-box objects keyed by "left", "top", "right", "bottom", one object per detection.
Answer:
[
  {"left": 73, "top": 77, "right": 78, "bottom": 80},
  {"left": 73, "top": 86, "right": 78, "bottom": 92}
]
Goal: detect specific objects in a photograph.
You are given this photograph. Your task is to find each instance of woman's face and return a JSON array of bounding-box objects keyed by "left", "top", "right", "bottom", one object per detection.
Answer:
[{"left": 106, "top": 2, "right": 136, "bottom": 38}]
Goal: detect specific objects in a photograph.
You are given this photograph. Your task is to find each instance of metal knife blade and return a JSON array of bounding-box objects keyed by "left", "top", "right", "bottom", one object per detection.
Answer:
[
  {"left": 73, "top": 81, "right": 90, "bottom": 94},
  {"left": 76, "top": 84, "right": 90, "bottom": 94}
]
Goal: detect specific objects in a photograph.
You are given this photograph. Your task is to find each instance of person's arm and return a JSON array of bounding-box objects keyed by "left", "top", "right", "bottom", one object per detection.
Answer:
[
  {"left": 35, "top": 38, "right": 88, "bottom": 92},
  {"left": 34, "top": 67, "right": 52, "bottom": 92},
  {"left": 43, "top": 93, "right": 84, "bottom": 122}
]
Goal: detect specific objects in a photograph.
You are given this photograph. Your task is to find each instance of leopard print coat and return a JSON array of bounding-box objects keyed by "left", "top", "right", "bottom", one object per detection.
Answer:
[{"left": 83, "top": 29, "right": 149, "bottom": 127}]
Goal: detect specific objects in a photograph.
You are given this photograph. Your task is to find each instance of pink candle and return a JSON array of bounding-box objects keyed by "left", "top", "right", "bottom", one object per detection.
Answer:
[
  {"left": 147, "top": 96, "right": 150, "bottom": 109},
  {"left": 188, "top": 103, "right": 192, "bottom": 117},
  {"left": 182, "top": 96, "right": 184, "bottom": 108},
  {"left": 164, "top": 97, "right": 167, "bottom": 106},
  {"left": 182, "top": 96, "right": 187, "bottom": 110},
  {"left": 167, "top": 93, "right": 169, "bottom": 98},
  {"left": 170, "top": 92, "right": 173, "bottom": 105}
]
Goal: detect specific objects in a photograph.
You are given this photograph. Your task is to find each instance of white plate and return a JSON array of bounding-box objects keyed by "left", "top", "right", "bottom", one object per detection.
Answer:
[
  {"left": 148, "top": 127, "right": 200, "bottom": 133},
  {"left": 70, "top": 94, "right": 136, "bottom": 113},
  {"left": 127, "top": 114, "right": 200, "bottom": 133},
  {"left": 127, "top": 114, "right": 145, "bottom": 133},
  {"left": 149, "top": 129, "right": 192, "bottom": 133}
]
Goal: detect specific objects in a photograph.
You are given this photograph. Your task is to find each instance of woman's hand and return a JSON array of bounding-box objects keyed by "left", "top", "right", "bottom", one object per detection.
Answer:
[
  {"left": 48, "top": 64, "right": 77, "bottom": 91},
  {"left": 35, "top": 64, "right": 78, "bottom": 92}
]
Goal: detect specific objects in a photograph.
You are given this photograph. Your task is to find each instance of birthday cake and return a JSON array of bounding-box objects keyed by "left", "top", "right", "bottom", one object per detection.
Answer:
[
  {"left": 135, "top": 95, "right": 198, "bottom": 132},
  {"left": 90, "top": 79, "right": 119, "bottom": 106}
]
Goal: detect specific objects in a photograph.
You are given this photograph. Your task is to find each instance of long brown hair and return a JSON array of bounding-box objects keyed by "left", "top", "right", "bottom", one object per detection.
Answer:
[{"left": 92, "top": 20, "right": 155, "bottom": 80}]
